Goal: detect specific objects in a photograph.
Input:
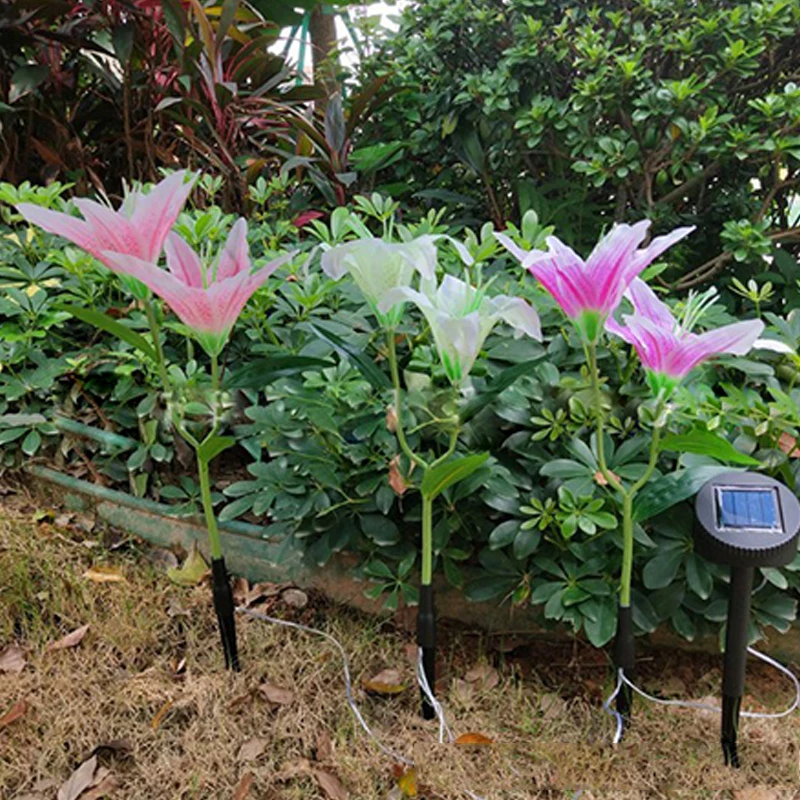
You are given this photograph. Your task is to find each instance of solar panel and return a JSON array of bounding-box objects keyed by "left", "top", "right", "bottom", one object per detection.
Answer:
[{"left": 715, "top": 487, "right": 782, "bottom": 532}]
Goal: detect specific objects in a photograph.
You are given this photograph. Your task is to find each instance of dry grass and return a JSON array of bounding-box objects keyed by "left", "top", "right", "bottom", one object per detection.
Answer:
[{"left": 1, "top": 490, "right": 800, "bottom": 800}]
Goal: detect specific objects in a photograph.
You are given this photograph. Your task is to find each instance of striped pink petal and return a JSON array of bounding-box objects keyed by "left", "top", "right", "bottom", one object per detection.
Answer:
[
  {"left": 664, "top": 320, "right": 765, "bottom": 378},
  {"left": 165, "top": 233, "right": 204, "bottom": 288},
  {"left": 216, "top": 218, "right": 250, "bottom": 281},
  {"left": 626, "top": 278, "right": 675, "bottom": 328},
  {"left": 17, "top": 204, "right": 112, "bottom": 263}
]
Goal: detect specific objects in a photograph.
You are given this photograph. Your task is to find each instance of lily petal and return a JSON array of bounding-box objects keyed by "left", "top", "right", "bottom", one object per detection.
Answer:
[
  {"left": 216, "top": 218, "right": 250, "bottom": 281},
  {"left": 665, "top": 320, "right": 765, "bottom": 377},
  {"left": 486, "top": 295, "right": 542, "bottom": 340},
  {"left": 165, "top": 232, "right": 205, "bottom": 288},
  {"left": 625, "top": 278, "right": 675, "bottom": 328}
]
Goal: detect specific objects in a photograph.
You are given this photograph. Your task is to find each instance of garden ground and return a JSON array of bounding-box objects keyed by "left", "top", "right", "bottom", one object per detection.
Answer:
[{"left": 1, "top": 484, "right": 799, "bottom": 800}]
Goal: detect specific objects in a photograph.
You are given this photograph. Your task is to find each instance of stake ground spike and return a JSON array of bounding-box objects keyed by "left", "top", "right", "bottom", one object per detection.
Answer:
[
  {"left": 417, "top": 584, "right": 436, "bottom": 720},
  {"left": 694, "top": 471, "right": 800, "bottom": 766},
  {"left": 211, "top": 556, "right": 240, "bottom": 671}
]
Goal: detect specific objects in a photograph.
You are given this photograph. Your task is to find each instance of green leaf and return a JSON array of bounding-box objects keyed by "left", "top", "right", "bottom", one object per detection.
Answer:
[
  {"left": 167, "top": 544, "right": 209, "bottom": 586},
  {"left": 488, "top": 520, "right": 519, "bottom": 550},
  {"left": 633, "top": 466, "right": 735, "bottom": 522},
  {"left": 459, "top": 358, "right": 544, "bottom": 423},
  {"left": 360, "top": 514, "right": 400, "bottom": 546},
  {"left": 197, "top": 435, "right": 236, "bottom": 464},
  {"left": 308, "top": 323, "right": 391, "bottom": 390},
  {"left": 10, "top": 64, "right": 49, "bottom": 103},
  {"left": 539, "top": 459, "right": 589, "bottom": 479},
  {"left": 421, "top": 453, "right": 490, "bottom": 501},
  {"left": 21, "top": 428, "right": 41, "bottom": 456},
  {"left": 642, "top": 548, "right": 684, "bottom": 590},
  {"left": 228, "top": 356, "right": 333, "bottom": 389},
  {"left": 57, "top": 305, "right": 157, "bottom": 362},
  {"left": 583, "top": 597, "right": 617, "bottom": 647},
  {"left": 660, "top": 429, "right": 760, "bottom": 466},
  {"left": 685, "top": 553, "right": 713, "bottom": 599}
]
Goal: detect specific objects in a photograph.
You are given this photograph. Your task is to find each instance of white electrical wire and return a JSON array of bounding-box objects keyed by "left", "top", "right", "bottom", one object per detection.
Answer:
[
  {"left": 237, "top": 606, "right": 412, "bottom": 766},
  {"left": 416, "top": 647, "right": 455, "bottom": 744},
  {"left": 602, "top": 645, "right": 800, "bottom": 743}
]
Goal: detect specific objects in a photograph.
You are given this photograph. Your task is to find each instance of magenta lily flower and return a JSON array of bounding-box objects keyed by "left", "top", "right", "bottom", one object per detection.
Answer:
[
  {"left": 495, "top": 221, "right": 695, "bottom": 341},
  {"left": 606, "top": 278, "right": 765, "bottom": 396},
  {"left": 17, "top": 171, "right": 195, "bottom": 269},
  {"left": 102, "top": 219, "right": 292, "bottom": 357}
]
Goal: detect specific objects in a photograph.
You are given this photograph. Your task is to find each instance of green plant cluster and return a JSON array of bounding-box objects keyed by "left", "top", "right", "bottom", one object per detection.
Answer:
[
  {"left": 359, "top": 0, "right": 800, "bottom": 295},
  {"left": 2, "top": 184, "right": 800, "bottom": 649}
]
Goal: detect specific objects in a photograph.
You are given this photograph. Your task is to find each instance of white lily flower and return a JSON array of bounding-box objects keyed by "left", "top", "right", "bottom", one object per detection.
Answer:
[
  {"left": 320, "top": 236, "right": 439, "bottom": 326},
  {"left": 378, "top": 274, "right": 542, "bottom": 384}
]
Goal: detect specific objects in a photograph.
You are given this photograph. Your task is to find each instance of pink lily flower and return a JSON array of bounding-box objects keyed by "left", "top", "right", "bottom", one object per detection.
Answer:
[
  {"left": 17, "top": 171, "right": 195, "bottom": 268},
  {"left": 102, "top": 219, "right": 292, "bottom": 356},
  {"left": 495, "top": 220, "right": 695, "bottom": 341},
  {"left": 606, "top": 278, "right": 765, "bottom": 396}
]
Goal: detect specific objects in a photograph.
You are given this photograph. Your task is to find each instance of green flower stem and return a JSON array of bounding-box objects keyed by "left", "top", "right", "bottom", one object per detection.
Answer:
[
  {"left": 421, "top": 493, "right": 434, "bottom": 585},
  {"left": 620, "top": 494, "right": 634, "bottom": 607},
  {"left": 143, "top": 300, "right": 170, "bottom": 391},
  {"left": 429, "top": 425, "right": 459, "bottom": 470},
  {"left": 197, "top": 451, "right": 223, "bottom": 559},
  {"left": 387, "top": 329, "right": 427, "bottom": 470},
  {"left": 587, "top": 341, "right": 623, "bottom": 493}
]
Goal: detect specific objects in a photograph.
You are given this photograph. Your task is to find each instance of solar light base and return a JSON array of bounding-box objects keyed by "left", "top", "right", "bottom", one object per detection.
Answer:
[
  {"left": 417, "top": 584, "right": 436, "bottom": 720},
  {"left": 211, "top": 557, "right": 240, "bottom": 672},
  {"left": 613, "top": 603, "right": 635, "bottom": 728}
]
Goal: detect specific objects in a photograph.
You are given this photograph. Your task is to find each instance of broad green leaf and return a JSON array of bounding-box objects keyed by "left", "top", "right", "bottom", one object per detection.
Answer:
[
  {"left": 642, "top": 548, "right": 684, "bottom": 590},
  {"left": 633, "top": 465, "right": 735, "bottom": 522},
  {"left": 21, "top": 429, "right": 41, "bottom": 456},
  {"left": 227, "top": 355, "right": 333, "bottom": 389},
  {"left": 167, "top": 544, "right": 209, "bottom": 586},
  {"left": 421, "top": 453, "right": 489, "bottom": 501},
  {"left": 660, "top": 429, "right": 760, "bottom": 466},
  {"left": 57, "top": 304, "right": 157, "bottom": 362},
  {"left": 459, "top": 358, "right": 543, "bottom": 423},
  {"left": 308, "top": 323, "right": 391, "bottom": 391},
  {"left": 197, "top": 435, "right": 236, "bottom": 464}
]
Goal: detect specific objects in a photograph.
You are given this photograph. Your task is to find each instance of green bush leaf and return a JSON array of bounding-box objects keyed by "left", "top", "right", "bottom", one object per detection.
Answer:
[
  {"left": 197, "top": 435, "right": 236, "bottom": 464},
  {"left": 308, "top": 323, "right": 391, "bottom": 390},
  {"left": 633, "top": 465, "right": 735, "bottom": 522},
  {"left": 57, "top": 304, "right": 157, "bottom": 362},
  {"left": 660, "top": 429, "right": 760, "bottom": 466},
  {"left": 459, "top": 358, "right": 543, "bottom": 423},
  {"left": 421, "top": 453, "right": 489, "bottom": 500}
]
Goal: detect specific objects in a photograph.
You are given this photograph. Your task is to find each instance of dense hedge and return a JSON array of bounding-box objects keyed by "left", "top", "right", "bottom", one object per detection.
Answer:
[{"left": 359, "top": 0, "right": 800, "bottom": 295}]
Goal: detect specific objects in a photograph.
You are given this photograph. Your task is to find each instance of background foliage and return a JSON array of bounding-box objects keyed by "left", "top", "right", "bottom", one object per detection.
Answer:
[{"left": 359, "top": 0, "right": 800, "bottom": 295}]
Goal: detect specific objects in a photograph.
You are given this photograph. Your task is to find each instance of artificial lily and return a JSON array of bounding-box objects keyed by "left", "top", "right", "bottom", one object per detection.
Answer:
[
  {"left": 103, "top": 219, "right": 292, "bottom": 357},
  {"left": 321, "top": 236, "right": 439, "bottom": 327},
  {"left": 18, "top": 171, "right": 194, "bottom": 269},
  {"left": 496, "top": 221, "right": 695, "bottom": 341},
  {"left": 379, "top": 274, "right": 541, "bottom": 384},
  {"left": 606, "top": 279, "right": 765, "bottom": 397}
]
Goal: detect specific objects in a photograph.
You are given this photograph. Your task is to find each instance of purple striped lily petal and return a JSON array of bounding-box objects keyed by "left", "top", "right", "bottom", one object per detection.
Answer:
[
  {"left": 496, "top": 221, "right": 695, "bottom": 340},
  {"left": 606, "top": 278, "right": 765, "bottom": 395},
  {"left": 18, "top": 171, "right": 195, "bottom": 268}
]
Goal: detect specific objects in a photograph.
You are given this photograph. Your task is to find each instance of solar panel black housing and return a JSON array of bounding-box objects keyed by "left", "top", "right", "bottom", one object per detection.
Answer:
[{"left": 695, "top": 472, "right": 799, "bottom": 569}]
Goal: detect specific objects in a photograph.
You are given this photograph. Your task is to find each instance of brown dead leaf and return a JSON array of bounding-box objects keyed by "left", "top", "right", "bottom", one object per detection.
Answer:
[
  {"left": 237, "top": 738, "right": 268, "bottom": 763},
  {"left": 385, "top": 405, "right": 398, "bottom": 433},
  {"left": 778, "top": 432, "right": 800, "bottom": 458},
  {"left": 232, "top": 577, "right": 250, "bottom": 606},
  {"left": 455, "top": 732, "right": 494, "bottom": 745},
  {"left": 315, "top": 730, "right": 333, "bottom": 762},
  {"left": 0, "top": 644, "right": 27, "bottom": 673},
  {"left": 276, "top": 758, "right": 314, "bottom": 780},
  {"left": 734, "top": 790, "right": 780, "bottom": 800},
  {"left": 281, "top": 588, "right": 308, "bottom": 608},
  {"left": 259, "top": 683, "right": 295, "bottom": 705},
  {"left": 539, "top": 692, "right": 566, "bottom": 720},
  {"left": 83, "top": 565, "right": 125, "bottom": 584},
  {"left": 314, "top": 770, "right": 348, "bottom": 800},
  {"left": 0, "top": 700, "right": 28, "bottom": 729},
  {"left": 362, "top": 668, "right": 408, "bottom": 695},
  {"left": 228, "top": 689, "right": 256, "bottom": 711},
  {"left": 233, "top": 772, "right": 254, "bottom": 800},
  {"left": 151, "top": 699, "right": 174, "bottom": 730},
  {"left": 147, "top": 547, "right": 179, "bottom": 571},
  {"left": 57, "top": 755, "right": 98, "bottom": 800},
  {"left": 464, "top": 663, "right": 499, "bottom": 690},
  {"left": 47, "top": 624, "right": 90, "bottom": 652},
  {"left": 81, "top": 770, "right": 117, "bottom": 800},
  {"left": 16, "top": 779, "right": 60, "bottom": 800},
  {"left": 388, "top": 455, "right": 407, "bottom": 496}
]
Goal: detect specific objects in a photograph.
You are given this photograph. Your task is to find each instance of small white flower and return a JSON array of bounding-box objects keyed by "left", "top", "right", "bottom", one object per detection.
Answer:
[
  {"left": 320, "top": 236, "right": 439, "bottom": 326},
  {"left": 379, "top": 274, "right": 542, "bottom": 384}
]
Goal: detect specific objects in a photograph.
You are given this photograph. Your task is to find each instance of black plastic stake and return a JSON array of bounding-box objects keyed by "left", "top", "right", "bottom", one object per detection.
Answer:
[
  {"left": 721, "top": 565, "right": 754, "bottom": 767},
  {"left": 211, "top": 557, "right": 240, "bottom": 671},
  {"left": 613, "top": 603, "right": 635, "bottom": 728},
  {"left": 417, "top": 583, "right": 436, "bottom": 720}
]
